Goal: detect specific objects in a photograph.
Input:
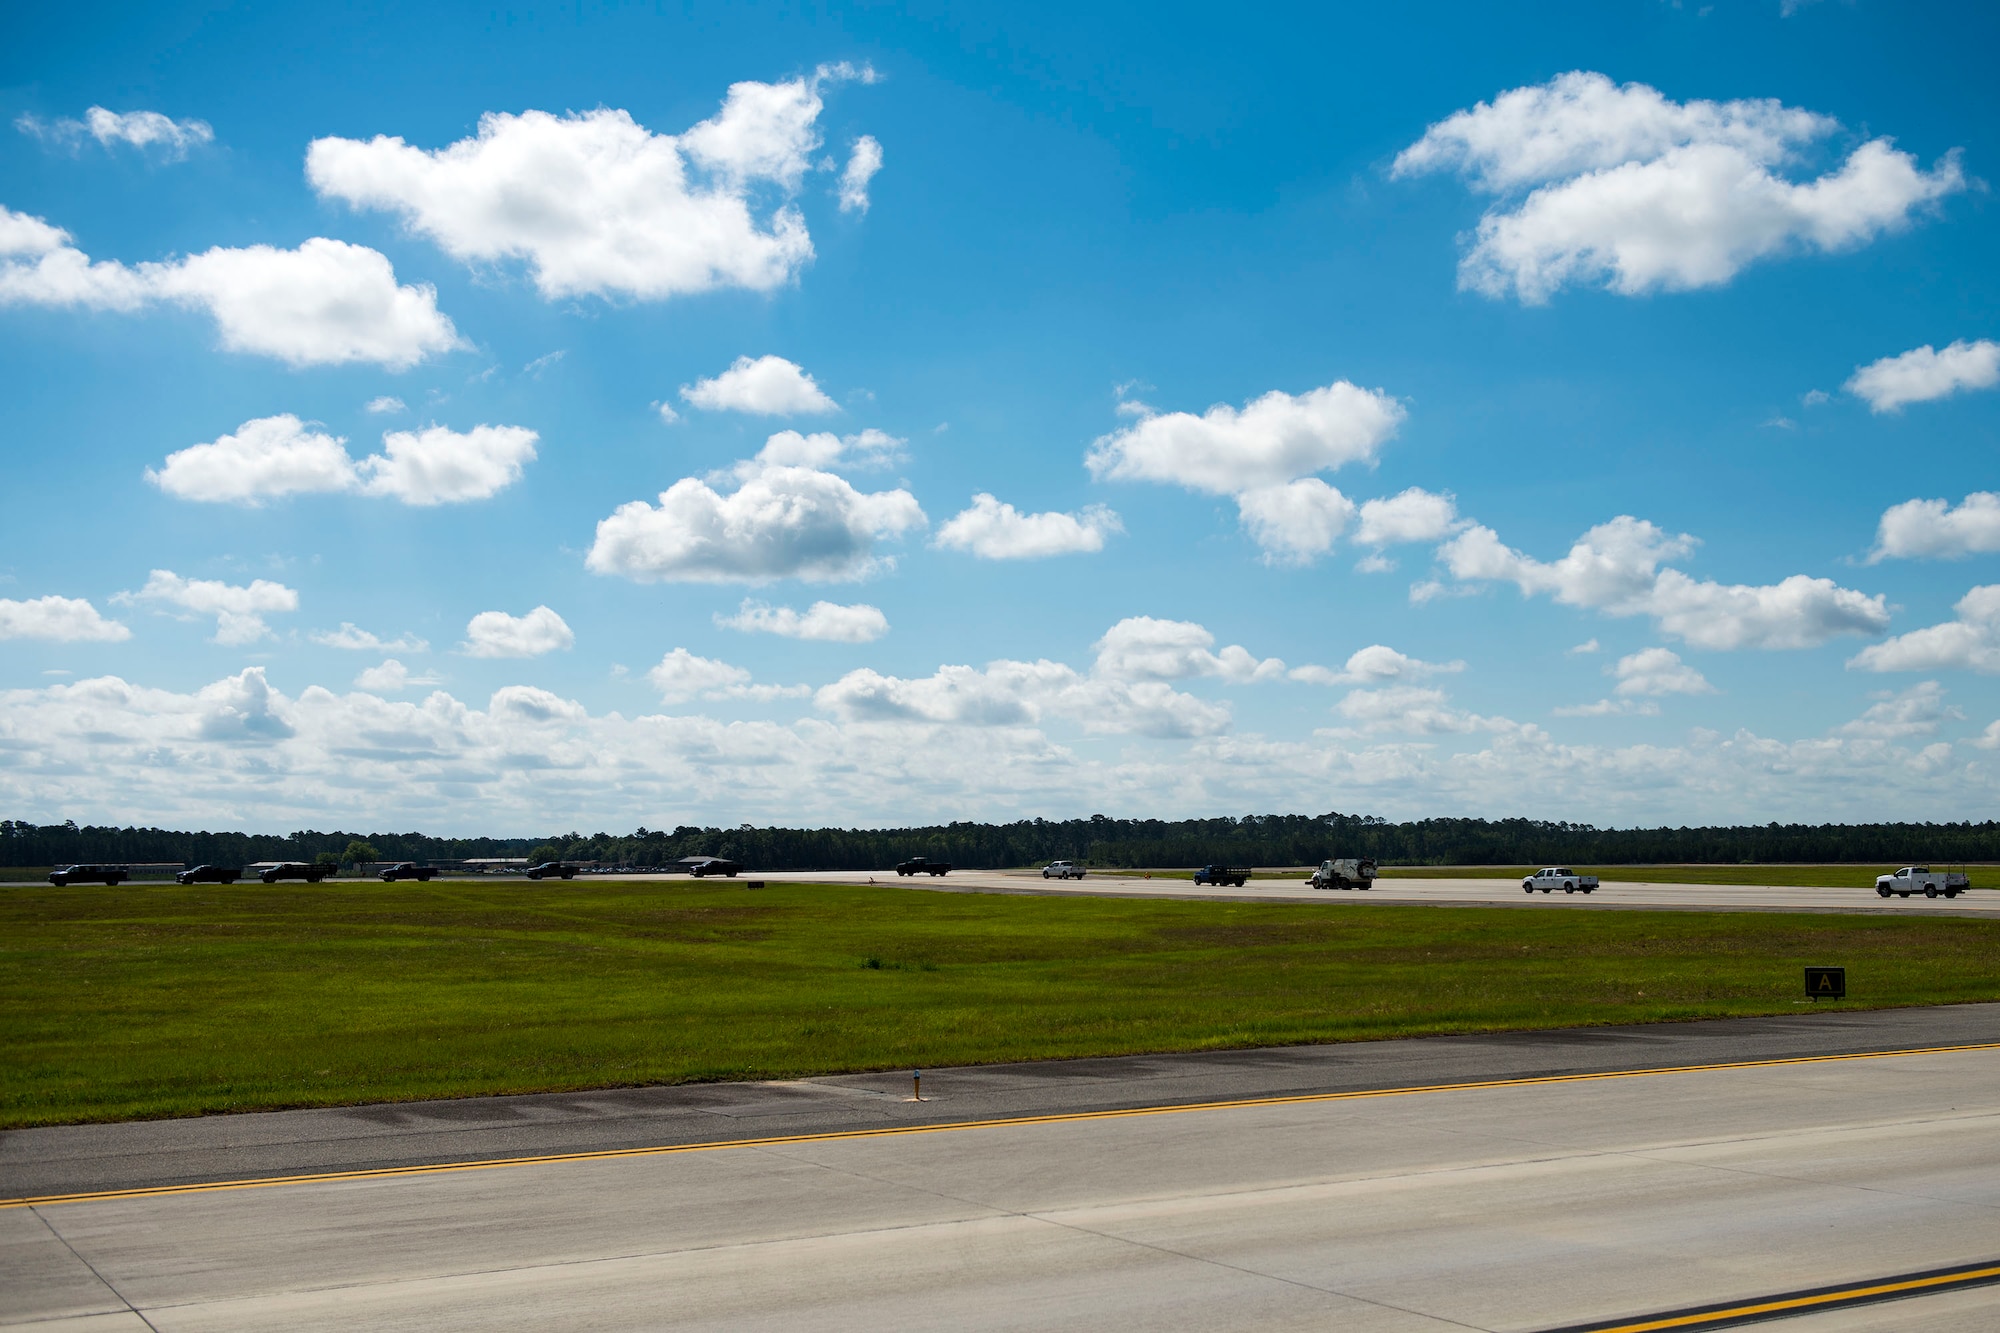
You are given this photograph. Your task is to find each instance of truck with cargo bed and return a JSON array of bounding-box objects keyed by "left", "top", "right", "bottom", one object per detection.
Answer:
[
  {"left": 1193, "top": 864, "right": 1251, "bottom": 887},
  {"left": 1875, "top": 866, "right": 1969, "bottom": 899},
  {"left": 896, "top": 857, "right": 951, "bottom": 877},
  {"left": 48, "top": 864, "right": 128, "bottom": 886},
  {"left": 1522, "top": 867, "right": 1597, "bottom": 894}
]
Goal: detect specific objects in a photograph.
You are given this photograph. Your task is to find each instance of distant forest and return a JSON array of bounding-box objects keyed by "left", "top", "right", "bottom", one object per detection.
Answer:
[{"left": 6, "top": 813, "right": 1999, "bottom": 871}]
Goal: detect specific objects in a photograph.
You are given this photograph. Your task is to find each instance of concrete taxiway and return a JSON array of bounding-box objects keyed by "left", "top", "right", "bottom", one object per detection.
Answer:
[
  {"left": 7, "top": 1006, "right": 1999, "bottom": 1330},
  {"left": 749, "top": 868, "right": 2000, "bottom": 917}
]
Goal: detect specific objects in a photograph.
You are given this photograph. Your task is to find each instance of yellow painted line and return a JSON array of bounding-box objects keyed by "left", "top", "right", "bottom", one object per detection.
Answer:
[
  {"left": 8, "top": 1039, "right": 1999, "bottom": 1211},
  {"left": 1567, "top": 1261, "right": 2000, "bottom": 1331}
]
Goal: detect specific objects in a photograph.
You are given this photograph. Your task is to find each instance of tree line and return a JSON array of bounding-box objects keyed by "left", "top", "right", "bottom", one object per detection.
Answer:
[{"left": 6, "top": 813, "right": 1999, "bottom": 871}]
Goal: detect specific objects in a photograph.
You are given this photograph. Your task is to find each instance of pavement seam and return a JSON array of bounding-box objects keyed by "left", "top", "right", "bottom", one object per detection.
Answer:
[
  {"left": 24, "top": 1204, "right": 161, "bottom": 1332},
  {"left": 742, "top": 1139, "right": 1499, "bottom": 1330}
]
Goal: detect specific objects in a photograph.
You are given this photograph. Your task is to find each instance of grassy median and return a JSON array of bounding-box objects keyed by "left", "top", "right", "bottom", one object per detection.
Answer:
[{"left": 4, "top": 878, "right": 1997, "bottom": 1126}]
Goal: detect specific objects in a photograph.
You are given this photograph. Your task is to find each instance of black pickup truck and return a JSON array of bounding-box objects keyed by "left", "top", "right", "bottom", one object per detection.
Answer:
[
  {"left": 895, "top": 857, "right": 952, "bottom": 877},
  {"left": 259, "top": 862, "right": 332, "bottom": 884},
  {"left": 48, "top": 864, "right": 129, "bottom": 886},
  {"left": 1192, "top": 864, "right": 1252, "bottom": 887},
  {"left": 177, "top": 864, "right": 241, "bottom": 884},
  {"left": 525, "top": 862, "right": 578, "bottom": 880},
  {"left": 378, "top": 862, "right": 437, "bottom": 882}
]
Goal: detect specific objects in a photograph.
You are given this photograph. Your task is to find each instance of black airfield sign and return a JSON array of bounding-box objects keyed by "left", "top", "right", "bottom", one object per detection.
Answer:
[{"left": 1806, "top": 967, "right": 1847, "bottom": 1000}]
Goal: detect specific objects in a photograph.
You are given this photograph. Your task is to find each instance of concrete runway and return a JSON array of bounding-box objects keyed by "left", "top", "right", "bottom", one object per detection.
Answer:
[
  {"left": 733, "top": 868, "right": 2000, "bottom": 917},
  {"left": 8, "top": 1007, "right": 2000, "bottom": 1330}
]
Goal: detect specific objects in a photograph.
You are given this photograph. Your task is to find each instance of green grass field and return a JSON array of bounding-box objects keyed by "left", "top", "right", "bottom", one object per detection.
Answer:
[{"left": 5, "top": 878, "right": 1997, "bottom": 1128}]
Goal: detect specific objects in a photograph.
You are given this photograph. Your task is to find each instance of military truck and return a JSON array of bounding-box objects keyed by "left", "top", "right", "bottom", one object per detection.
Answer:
[
  {"left": 1311, "top": 858, "right": 1377, "bottom": 890},
  {"left": 1192, "top": 864, "right": 1252, "bottom": 887},
  {"left": 896, "top": 857, "right": 952, "bottom": 877}
]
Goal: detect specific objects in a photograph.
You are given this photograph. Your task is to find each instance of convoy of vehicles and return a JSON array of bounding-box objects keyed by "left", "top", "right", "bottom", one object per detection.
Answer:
[
  {"left": 525, "top": 862, "right": 578, "bottom": 880},
  {"left": 48, "top": 864, "right": 128, "bottom": 886},
  {"left": 1875, "top": 866, "right": 1970, "bottom": 898},
  {"left": 1311, "top": 858, "right": 1377, "bottom": 890},
  {"left": 1042, "top": 860, "right": 1085, "bottom": 879},
  {"left": 258, "top": 862, "right": 332, "bottom": 884},
  {"left": 176, "top": 864, "right": 240, "bottom": 884},
  {"left": 1193, "top": 864, "right": 1252, "bottom": 887},
  {"left": 377, "top": 862, "right": 437, "bottom": 882},
  {"left": 896, "top": 857, "right": 952, "bottom": 876},
  {"left": 1523, "top": 867, "right": 1598, "bottom": 894}
]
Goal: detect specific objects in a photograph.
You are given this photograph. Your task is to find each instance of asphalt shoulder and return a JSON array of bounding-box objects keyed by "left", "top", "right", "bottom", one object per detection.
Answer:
[{"left": 6, "top": 1002, "right": 1997, "bottom": 1200}]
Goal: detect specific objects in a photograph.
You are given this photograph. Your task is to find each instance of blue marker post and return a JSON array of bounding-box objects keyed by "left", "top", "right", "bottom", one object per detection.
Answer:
[{"left": 913, "top": 1069, "right": 923, "bottom": 1101}]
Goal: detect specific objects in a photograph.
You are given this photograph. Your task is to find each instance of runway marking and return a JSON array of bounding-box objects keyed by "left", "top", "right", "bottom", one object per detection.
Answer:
[
  {"left": 1538, "top": 1257, "right": 2000, "bottom": 1331},
  {"left": 7, "top": 1039, "right": 1998, "bottom": 1211}
]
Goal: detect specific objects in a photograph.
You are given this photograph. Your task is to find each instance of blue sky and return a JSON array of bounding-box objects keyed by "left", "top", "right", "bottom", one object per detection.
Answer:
[{"left": 3, "top": 1, "right": 1997, "bottom": 833}]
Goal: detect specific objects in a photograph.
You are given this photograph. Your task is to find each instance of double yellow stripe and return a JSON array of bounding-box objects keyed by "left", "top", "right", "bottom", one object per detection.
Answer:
[
  {"left": 1568, "top": 1260, "right": 2000, "bottom": 1331},
  {"left": 7, "top": 1038, "right": 1998, "bottom": 1210}
]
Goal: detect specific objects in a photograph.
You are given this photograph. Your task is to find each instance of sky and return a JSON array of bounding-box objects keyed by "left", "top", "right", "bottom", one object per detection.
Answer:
[{"left": 3, "top": 0, "right": 1998, "bottom": 834}]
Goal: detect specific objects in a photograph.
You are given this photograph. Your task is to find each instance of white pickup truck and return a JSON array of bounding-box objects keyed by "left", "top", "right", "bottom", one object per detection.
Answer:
[
  {"left": 1875, "top": 866, "right": 1970, "bottom": 899},
  {"left": 1523, "top": 867, "right": 1598, "bottom": 894}
]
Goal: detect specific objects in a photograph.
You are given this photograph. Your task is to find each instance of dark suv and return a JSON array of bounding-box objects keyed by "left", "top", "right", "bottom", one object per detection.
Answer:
[
  {"left": 48, "top": 864, "right": 128, "bottom": 886},
  {"left": 378, "top": 862, "right": 437, "bottom": 881},
  {"left": 176, "top": 865, "right": 242, "bottom": 884},
  {"left": 258, "top": 862, "right": 332, "bottom": 884}
]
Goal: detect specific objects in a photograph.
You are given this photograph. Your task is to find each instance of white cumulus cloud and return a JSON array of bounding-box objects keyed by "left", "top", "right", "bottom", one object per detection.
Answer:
[
  {"left": 306, "top": 69, "right": 874, "bottom": 302},
  {"left": 1394, "top": 71, "right": 1964, "bottom": 303},
  {"left": 817, "top": 660, "right": 1231, "bottom": 739},
  {"left": 365, "top": 396, "right": 406, "bottom": 414},
  {"left": 354, "top": 659, "right": 441, "bottom": 692},
  {"left": 1087, "top": 381, "right": 1404, "bottom": 494},
  {"left": 936, "top": 494, "right": 1123, "bottom": 560},
  {"left": 1611, "top": 646, "right": 1716, "bottom": 696},
  {"left": 313, "top": 623, "right": 429, "bottom": 653},
  {"left": 1846, "top": 339, "right": 2000, "bottom": 413},
  {"left": 461, "top": 606, "right": 574, "bottom": 658},
  {"left": 1289, "top": 645, "right": 1464, "bottom": 687},
  {"left": 1437, "top": 516, "right": 1889, "bottom": 650},
  {"left": 146, "top": 415, "right": 535, "bottom": 506},
  {"left": 18, "top": 107, "right": 214, "bottom": 158},
  {"left": 682, "top": 355, "right": 838, "bottom": 416},
  {"left": 839, "top": 135, "right": 883, "bottom": 213},
  {"left": 0, "top": 596, "right": 131, "bottom": 642},
  {"left": 716, "top": 599, "right": 888, "bottom": 643},
  {"left": 1849, "top": 585, "right": 2000, "bottom": 675},
  {"left": 1091, "top": 617, "right": 1286, "bottom": 684},
  {"left": 116, "top": 570, "right": 298, "bottom": 645},
  {"left": 147, "top": 415, "right": 360, "bottom": 504},
  {"left": 359, "top": 424, "right": 537, "bottom": 505},
  {"left": 648, "top": 648, "right": 807, "bottom": 704},
  {"left": 586, "top": 459, "right": 924, "bottom": 585},
  {"left": 1235, "top": 481, "right": 1356, "bottom": 566},
  {"left": 0, "top": 207, "right": 462, "bottom": 368},
  {"left": 1355, "top": 488, "right": 1465, "bottom": 546},
  {"left": 1870, "top": 492, "right": 2000, "bottom": 562}
]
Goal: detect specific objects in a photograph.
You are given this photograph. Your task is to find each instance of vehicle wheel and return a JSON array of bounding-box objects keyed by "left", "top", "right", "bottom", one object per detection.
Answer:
[
  {"left": 262, "top": 874, "right": 277, "bottom": 884},
  {"left": 1583, "top": 888, "right": 1594, "bottom": 894},
  {"left": 1925, "top": 886, "right": 1939, "bottom": 898},
  {"left": 691, "top": 867, "right": 705, "bottom": 877},
  {"left": 1877, "top": 886, "right": 1891, "bottom": 897},
  {"left": 562, "top": 872, "right": 575, "bottom": 880},
  {"left": 1524, "top": 884, "right": 1533, "bottom": 894},
  {"left": 1565, "top": 886, "right": 1575, "bottom": 894},
  {"left": 527, "top": 872, "right": 541, "bottom": 880},
  {"left": 1946, "top": 888, "right": 1961, "bottom": 898},
  {"left": 1900, "top": 891, "right": 1911, "bottom": 898}
]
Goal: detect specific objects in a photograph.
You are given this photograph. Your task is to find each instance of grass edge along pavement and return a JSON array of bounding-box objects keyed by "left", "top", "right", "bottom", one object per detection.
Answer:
[{"left": 5, "top": 878, "right": 1999, "bottom": 1128}]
